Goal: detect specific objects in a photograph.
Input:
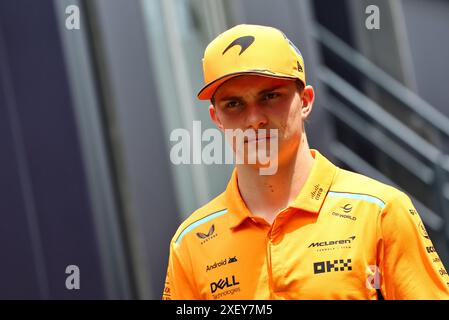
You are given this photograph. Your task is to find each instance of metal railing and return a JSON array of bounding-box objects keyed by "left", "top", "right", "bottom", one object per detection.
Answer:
[{"left": 313, "top": 24, "right": 449, "bottom": 140}]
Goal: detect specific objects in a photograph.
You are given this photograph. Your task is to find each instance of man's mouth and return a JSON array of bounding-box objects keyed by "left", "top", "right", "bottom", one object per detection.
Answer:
[{"left": 245, "top": 135, "right": 275, "bottom": 143}]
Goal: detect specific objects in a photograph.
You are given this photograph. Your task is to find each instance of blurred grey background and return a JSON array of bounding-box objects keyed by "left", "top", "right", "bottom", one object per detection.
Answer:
[{"left": 0, "top": 0, "right": 448, "bottom": 299}]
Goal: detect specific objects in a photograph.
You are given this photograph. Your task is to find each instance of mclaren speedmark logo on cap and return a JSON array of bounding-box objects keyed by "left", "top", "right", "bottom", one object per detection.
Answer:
[{"left": 222, "top": 36, "right": 255, "bottom": 56}]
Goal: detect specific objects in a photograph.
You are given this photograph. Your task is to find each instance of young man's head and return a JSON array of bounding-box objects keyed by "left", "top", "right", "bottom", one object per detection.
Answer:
[
  {"left": 210, "top": 75, "right": 314, "bottom": 169},
  {"left": 197, "top": 24, "right": 314, "bottom": 170}
]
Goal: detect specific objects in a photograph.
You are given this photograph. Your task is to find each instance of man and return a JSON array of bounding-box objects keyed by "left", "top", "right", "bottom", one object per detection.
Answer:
[{"left": 162, "top": 24, "right": 449, "bottom": 300}]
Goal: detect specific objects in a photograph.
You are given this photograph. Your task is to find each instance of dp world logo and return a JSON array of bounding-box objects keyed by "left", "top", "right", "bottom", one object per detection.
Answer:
[
  {"left": 418, "top": 222, "right": 429, "bottom": 239},
  {"left": 341, "top": 204, "right": 352, "bottom": 213}
]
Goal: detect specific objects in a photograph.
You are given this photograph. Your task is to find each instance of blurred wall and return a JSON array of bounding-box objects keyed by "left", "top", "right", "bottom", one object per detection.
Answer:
[{"left": 0, "top": 0, "right": 109, "bottom": 299}]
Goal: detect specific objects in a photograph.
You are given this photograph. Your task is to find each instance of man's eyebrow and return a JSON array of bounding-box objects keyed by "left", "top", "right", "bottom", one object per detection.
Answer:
[
  {"left": 257, "top": 85, "right": 286, "bottom": 95},
  {"left": 218, "top": 95, "right": 243, "bottom": 102},
  {"left": 218, "top": 85, "right": 287, "bottom": 102}
]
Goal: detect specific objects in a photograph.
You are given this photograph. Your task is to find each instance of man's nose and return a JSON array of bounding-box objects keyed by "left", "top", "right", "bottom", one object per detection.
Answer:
[{"left": 244, "top": 103, "right": 268, "bottom": 130}]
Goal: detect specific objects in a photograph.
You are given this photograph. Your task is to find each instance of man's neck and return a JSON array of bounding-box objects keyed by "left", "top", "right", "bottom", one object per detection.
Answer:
[{"left": 236, "top": 142, "right": 315, "bottom": 225}]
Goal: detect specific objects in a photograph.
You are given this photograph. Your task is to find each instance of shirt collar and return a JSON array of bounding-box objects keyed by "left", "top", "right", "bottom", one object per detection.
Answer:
[{"left": 225, "top": 149, "right": 337, "bottom": 229}]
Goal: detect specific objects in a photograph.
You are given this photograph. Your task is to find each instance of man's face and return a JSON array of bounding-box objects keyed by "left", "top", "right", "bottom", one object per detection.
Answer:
[{"left": 209, "top": 75, "right": 314, "bottom": 167}]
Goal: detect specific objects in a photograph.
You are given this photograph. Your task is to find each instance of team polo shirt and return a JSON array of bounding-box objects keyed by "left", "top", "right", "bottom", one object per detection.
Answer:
[{"left": 163, "top": 149, "right": 449, "bottom": 300}]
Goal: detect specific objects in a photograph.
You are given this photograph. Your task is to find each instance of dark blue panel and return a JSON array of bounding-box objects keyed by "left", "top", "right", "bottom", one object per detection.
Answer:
[
  {"left": 0, "top": 48, "right": 42, "bottom": 299},
  {"left": 0, "top": 0, "right": 106, "bottom": 299}
]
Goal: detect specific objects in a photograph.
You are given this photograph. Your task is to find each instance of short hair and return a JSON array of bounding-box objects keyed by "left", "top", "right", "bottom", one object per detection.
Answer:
[{"left": 295, "top": 79, "right": 305, "bottom": 93}]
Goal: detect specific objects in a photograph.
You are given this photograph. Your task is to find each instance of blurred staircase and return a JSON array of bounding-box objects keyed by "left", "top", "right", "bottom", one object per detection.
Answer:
[{"left": 312, "top": 23, "right": 449, "bottom": 261}]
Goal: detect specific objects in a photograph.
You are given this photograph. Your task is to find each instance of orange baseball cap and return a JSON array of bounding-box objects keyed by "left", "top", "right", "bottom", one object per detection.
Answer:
[{"left": 197, "top": 24, "right": 306, "bottom": 100}]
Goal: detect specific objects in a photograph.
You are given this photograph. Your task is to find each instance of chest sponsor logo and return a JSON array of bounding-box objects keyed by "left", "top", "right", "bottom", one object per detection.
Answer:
[
  {"left": 210, "top": 275, "right": 241, "bottom": 300},
  {"left": 438, "top": 268, "right": 448, "bottom": 276},
  {"left": 314, "top": 259, "right": 352, "bottom": 274},
  {"left": 418, "top": 222, "right": 430, "bottom": 239},
  {"left": 433, "top": 257, "right": 441, "bottom": 264},
  {"left": 332, "top": 203, "right": 356, "bottom": 221},
  {"left": 308, "top": 236, "right": 356, "bottom": 251},
  {"left": 162, "top": 286, "right": 171, "bottom": 300},
  {"left": 210, "top": 275, "right": 240, "bottom": 293},
  {"left": 439, "top": 268, "right": 448, "bottom": 277},
  {"left": 196, "top": 224, "right": 218, "bottom": 245},
  {"left": 311, "top": 184, "right": 323, "bottom": 200},
  {"left": 426, "top": 246, "right": 436, "bottom": 254},
  {"left": 206, "top": 256, "right": 238, "bottom": 272}
]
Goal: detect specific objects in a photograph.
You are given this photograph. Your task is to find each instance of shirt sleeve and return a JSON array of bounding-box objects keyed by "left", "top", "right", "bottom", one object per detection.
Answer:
[
  {"left": 162, "top": 240, "right": 199, "bottom": 300},
  {"left": 377, "top": 191, "right": 449, "bottom": 299}
]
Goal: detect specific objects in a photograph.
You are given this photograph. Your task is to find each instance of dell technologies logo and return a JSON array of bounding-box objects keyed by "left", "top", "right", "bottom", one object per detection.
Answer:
[{"left": 210, "top": 275, "right": 240, "bottom": 294}]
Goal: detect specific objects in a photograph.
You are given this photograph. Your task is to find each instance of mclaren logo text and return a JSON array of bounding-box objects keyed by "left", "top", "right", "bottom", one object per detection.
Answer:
[{"left": 308, "top": 236, "right": 356, "bottom": 249}]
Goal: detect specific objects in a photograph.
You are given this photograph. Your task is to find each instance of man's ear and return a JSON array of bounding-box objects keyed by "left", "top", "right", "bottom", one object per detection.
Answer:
[
  {"left": 301, "top": 85, "right": 315, "bottom": 119},
  {"left": 209, "top": 104, "right": 224, "bottom": 131}
]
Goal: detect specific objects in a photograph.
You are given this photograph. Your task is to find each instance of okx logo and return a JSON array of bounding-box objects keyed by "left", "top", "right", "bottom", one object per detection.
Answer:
[
  {"left": 314, "top": 259, "right": 352, "bottom": 274},
  {"left": 210, "top": 275, "right": 240, "bottom": 294},
  {"left": 196, "top": 224, "right": 217, "bottom": 245}
]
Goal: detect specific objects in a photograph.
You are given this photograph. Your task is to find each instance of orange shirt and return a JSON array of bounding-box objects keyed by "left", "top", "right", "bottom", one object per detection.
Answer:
[{"left": 163, "top": 149, "right": 449, "bottom": 300}]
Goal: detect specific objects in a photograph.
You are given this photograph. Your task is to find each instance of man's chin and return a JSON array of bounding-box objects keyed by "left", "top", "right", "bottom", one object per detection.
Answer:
[{"left": 234, "top": 150, "right": 279, "bottom": 175}]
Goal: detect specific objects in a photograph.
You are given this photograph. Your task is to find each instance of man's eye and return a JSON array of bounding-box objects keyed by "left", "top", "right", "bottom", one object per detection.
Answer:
[
  {"left": 226, "top": 101, "right": 240, "bottom": 108},
  {"left": 263, "top": 92, "right": 279, "bottom": 100}
]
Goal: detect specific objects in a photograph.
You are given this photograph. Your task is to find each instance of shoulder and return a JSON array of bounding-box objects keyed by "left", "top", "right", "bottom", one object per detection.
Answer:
[
  {"left": 331, "top": 167, "right": 408, "bottom": 208},
  {"left": 171, "top": 191, "right": 229, "bottom": 246}
]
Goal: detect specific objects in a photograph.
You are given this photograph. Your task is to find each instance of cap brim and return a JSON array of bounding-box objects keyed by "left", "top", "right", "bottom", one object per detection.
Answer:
[{"left": 197, "top": 71, "right": 299, "bottom": 100}]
